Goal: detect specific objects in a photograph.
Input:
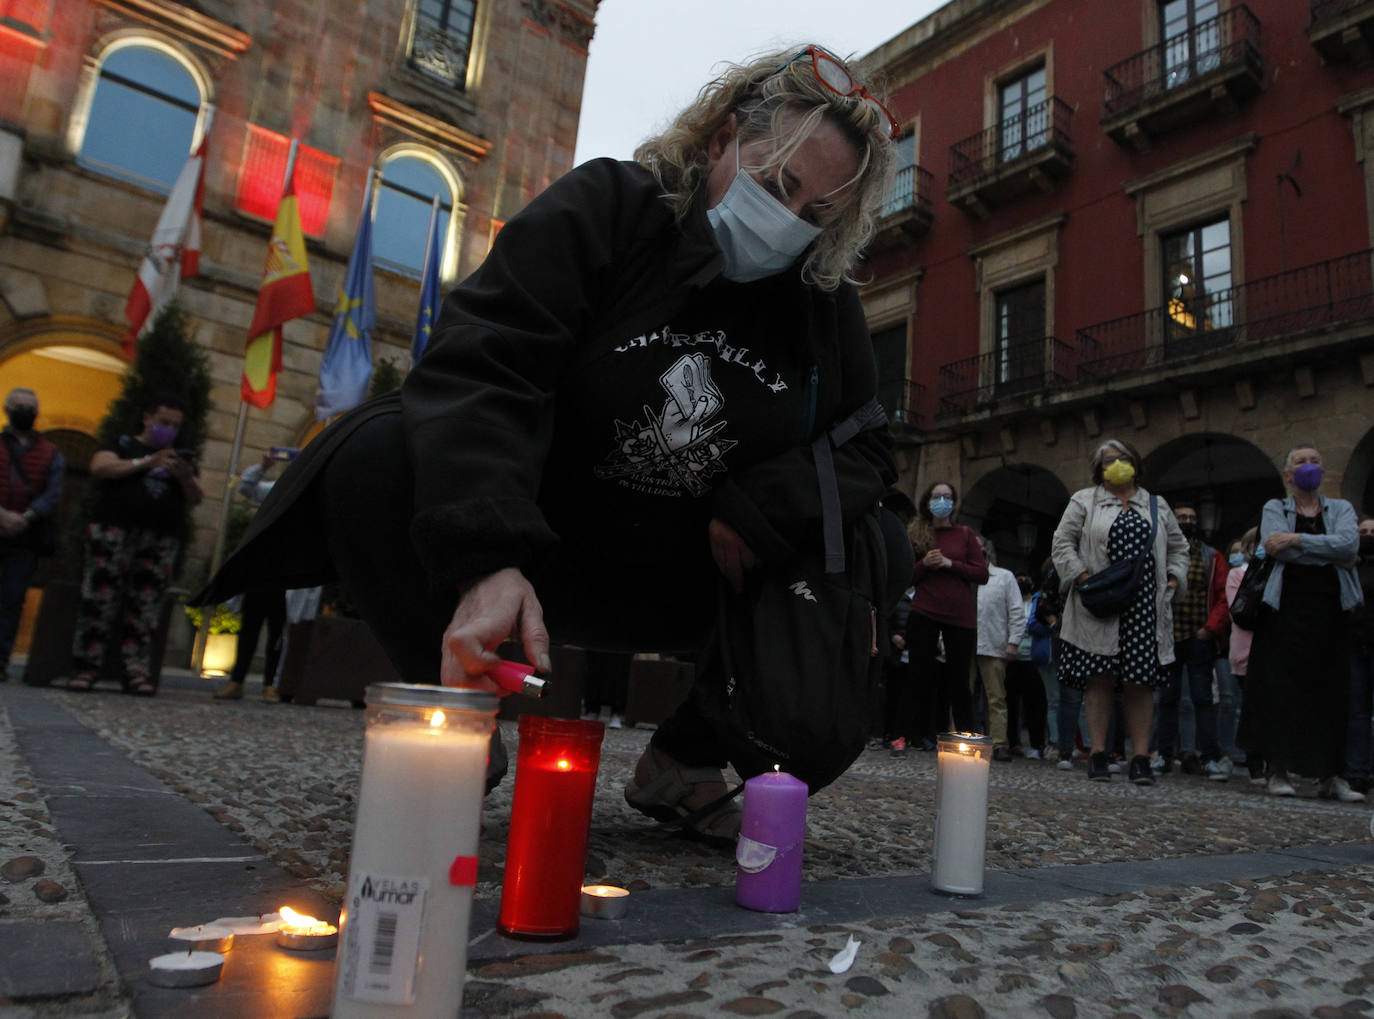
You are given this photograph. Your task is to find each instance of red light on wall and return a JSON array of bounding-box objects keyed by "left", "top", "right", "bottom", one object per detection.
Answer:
[{"left": 235, "top": 124, "right": 338, "bottom": 237}]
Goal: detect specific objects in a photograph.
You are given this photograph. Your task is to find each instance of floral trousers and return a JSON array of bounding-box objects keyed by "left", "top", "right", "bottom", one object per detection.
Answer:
[{"left": 72, "top": 523, "right": 178, "bottom": 687}]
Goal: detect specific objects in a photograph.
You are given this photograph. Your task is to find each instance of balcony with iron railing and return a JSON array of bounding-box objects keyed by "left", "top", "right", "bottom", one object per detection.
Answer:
[
  {"left": 936, "top": 336, "right": 1075, "bottom": 417},
  {"left": 1075, "top": 249, "right": 1374, "bottom": 380},
  {"left": 1309, "top": 0, "right": 1374, "bottom": 64},
  {"left": 945, "top": 97, "right": 1074, "bottom": 219},
  {"left": 1102, "top": 5, "right": 1263, "bottom": 152},
  {"left": 873, "top": 164, "right": 934, "bottom": 247}
]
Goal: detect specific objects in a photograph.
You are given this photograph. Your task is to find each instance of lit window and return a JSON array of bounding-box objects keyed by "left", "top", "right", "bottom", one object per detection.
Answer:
[
  {"left": 374, "top": 153, "right": 454, "bottom": 278},
  {"left": 1163, "top": 216, "right": 1232, "bottom": 332},
  {"left": 78, "top": 44, "right": 202, "bottom": 191},
  {"left": 409, "top": 0, "right": 477, "bottom": 89},
  {"left": 235, "top": 125, "right": 339, "bottom": 237}
]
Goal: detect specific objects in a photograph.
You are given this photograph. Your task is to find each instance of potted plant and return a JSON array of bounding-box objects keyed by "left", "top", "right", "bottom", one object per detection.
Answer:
[{"left": 183, "top": 602, "right": 241, "bottom": 677}]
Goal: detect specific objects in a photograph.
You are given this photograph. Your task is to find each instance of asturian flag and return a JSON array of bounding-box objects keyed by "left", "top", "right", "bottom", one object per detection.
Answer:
[
  {"left": 122, "top": 137, "right": 206, "bottom": 355},
  {"left": 316, "top": 192, "right": 376, "bottom": 420},
  {"left": 411, "top": 206, "right": 442, "bottom": 362},
  {"left": 242, "top": 174, "right": 314, "bottom": 408}
]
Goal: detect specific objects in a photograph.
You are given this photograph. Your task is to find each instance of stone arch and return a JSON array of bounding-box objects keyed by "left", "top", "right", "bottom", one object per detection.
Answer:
[
  {"left": 961, "top": 462, "right": 1071, "bottom": 578},
  {"left": 1345, "top": 426, "right": 1374, "bottom": 517},
  {"left": 0, "top": 316, "right": 128, "bottom": 436},
  {"left": 1141, "top": 432, "right": 1284, "bottom": 546}
]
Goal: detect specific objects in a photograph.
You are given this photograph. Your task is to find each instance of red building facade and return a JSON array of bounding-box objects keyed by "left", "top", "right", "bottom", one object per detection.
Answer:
[{"left": 860, "top": 0, "right": 1374, "bottom": 571}]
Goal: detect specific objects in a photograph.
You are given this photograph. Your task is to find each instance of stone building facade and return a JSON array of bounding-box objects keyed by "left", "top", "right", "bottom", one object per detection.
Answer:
[
  {"left": 0, "top": 0, "right": 598, "bottom": 585},
  {"left": 859, "top": 0, "right": 1374, "bottom": 575}
]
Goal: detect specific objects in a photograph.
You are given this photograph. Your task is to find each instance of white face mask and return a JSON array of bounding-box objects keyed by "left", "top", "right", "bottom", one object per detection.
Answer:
[{"left": 705, "top": 138, "right": 822, "bottom": 283}]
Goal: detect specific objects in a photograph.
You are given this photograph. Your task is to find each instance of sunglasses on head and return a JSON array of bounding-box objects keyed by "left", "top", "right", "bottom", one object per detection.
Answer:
[{"left": 772, "top": 45, "right": 900, "bottom": 140}]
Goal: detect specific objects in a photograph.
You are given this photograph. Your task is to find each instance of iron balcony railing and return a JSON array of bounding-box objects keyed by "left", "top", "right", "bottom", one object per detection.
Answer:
[
  {"left": 1310, "top": 0, "right": 1372, "bottom": 25},
  {"left": 879, "top": 164, "right": 934, "bottom": 221},
  {"left": 1103, "top": 5, "right": 1261, "bottom": 117},
  {"left": 937, "top": 336, "right": 1075, "bottom": 416},
  {"left": 1076, "top": 249, "right": 1374, "bottom": 379},
  {"left": 948, "top": 97, "right": 1073, "bottom": 190},
  {"left": 880, "top": 378, "right": 926, "bottom": 428}
]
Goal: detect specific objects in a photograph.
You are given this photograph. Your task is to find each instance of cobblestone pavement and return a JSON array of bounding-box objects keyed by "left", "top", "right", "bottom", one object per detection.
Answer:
[{"left": 4, "top": 678, "right": 1374, "bottom": 1017}]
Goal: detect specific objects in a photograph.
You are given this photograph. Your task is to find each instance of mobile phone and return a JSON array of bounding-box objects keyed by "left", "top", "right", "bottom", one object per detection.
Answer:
[{"left": 269, "top": 446, "right": 300, "bottom": 462}]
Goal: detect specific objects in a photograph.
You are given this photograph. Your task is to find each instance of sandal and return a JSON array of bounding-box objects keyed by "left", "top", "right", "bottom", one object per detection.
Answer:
[
  {"left": 128, "top": 681, "right": 157, "bottom": 697},
  {"left": 624, "top": 750, "right": 743, "bottom": 848},
  {"left": 65, "top": 677, "right": 94, "bottom": 692}
]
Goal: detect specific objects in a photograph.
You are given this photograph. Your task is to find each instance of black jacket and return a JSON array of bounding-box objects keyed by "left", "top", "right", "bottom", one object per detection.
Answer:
[{"left": 202, "top": 159, "right": 894, "bottom": 646}]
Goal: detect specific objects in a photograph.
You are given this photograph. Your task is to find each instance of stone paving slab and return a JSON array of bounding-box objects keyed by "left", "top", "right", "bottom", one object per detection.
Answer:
[{"left": 0, "top": 920, "right": 102, "bottom": 998}]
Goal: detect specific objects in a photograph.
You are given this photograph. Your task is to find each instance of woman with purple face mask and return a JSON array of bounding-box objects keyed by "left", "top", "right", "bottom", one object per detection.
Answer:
[
  {"left": 67, "top": 393, "right": 202, "bottom": 695},
  {"left": 1236, "top": 445, "right": 1363, "bottom": 800}
]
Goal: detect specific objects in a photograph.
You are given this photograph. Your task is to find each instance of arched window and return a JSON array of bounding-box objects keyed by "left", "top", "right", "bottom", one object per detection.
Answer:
[
  {"left": 78, "top": 42, "right": 203, "bottom": 191},
  {"left": 373, "top": 152, "right": 457, "bottom": 278}
]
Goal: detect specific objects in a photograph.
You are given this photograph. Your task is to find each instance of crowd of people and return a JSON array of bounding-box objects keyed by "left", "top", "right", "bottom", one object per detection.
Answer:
[{"left": 875, "top": 439, "right": 1373, "bottom": 802}]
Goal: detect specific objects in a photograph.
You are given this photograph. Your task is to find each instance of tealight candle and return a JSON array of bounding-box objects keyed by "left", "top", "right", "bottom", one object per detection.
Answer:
[
  {"left": 735, "top": 768, "right": 808, "bottom": 913},
  {"left": 168, "top": 924, "right": 234, "bottom": 954},
  {"left": 579, "top": 885, "right": 629, "bottom": 920},
  {"left": 931, "top": 732, "right": 993, "bottom": 896},
  {"left": 147, "top": 950, "right": 225, "bottom": 988},
  {"left": 275, "top": 906, "right": 339, "bottom": 951}
]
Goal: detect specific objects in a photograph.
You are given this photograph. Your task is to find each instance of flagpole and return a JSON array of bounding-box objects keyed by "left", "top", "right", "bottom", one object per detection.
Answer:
[{"left": 192, "top": 139, "right": 301, "bottom": 676}]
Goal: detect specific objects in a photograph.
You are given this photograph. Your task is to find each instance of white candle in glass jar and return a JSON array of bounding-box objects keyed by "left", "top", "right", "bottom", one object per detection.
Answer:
[
  {"left": 332, "top": 687, "right": 496, "bottom": 1019},
  {"left": 931, "top": 732, "right": 992, "bottom": 896}
]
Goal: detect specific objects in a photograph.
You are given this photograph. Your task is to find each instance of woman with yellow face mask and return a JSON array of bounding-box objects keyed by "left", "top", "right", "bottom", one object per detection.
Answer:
[{"left": 1050, "top": 440, "right": 1189, "bottom": 785}]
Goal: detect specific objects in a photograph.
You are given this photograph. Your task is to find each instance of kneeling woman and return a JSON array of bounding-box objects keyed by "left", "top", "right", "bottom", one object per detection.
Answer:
[{"left": 199, "top": 46, "right": 898, "bottom": 845}]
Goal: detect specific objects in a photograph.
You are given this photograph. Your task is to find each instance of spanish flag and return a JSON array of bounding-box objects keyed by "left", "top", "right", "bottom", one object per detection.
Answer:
[{"left": 242, "top": 175, "right": 315, "bottom": 408}]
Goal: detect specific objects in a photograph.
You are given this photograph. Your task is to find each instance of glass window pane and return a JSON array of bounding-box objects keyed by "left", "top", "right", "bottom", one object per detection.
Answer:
[
  {"left": 374, "top": 156, "right": 453, "bottom": 277},
  {"left": 79, "top": 47, "right": 200, "bottom": 191}
]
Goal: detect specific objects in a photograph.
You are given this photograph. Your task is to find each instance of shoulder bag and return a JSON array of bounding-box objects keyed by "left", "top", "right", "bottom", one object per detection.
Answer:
[{"left": 1076, "top": 495, "right": 1157, "bottom": 619}]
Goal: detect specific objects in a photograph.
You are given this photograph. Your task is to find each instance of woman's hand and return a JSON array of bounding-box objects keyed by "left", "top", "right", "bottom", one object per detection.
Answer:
[
  {"left": 1264, "top": 532, "right": 1301, "bottom": 557},
  {"left": 440, "top": 568, "right": 550, "bottom": 689},
  {"left": 923, "top": 548, "right": 952, "bottom": 570},
  {"left": 709, "top": 518, "right": 756, "bottom": 593}
]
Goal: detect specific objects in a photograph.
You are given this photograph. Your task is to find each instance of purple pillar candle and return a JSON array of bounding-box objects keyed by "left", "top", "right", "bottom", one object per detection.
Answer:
[{"left": 735, "top": 769, "right": 807, "bottom": 913}]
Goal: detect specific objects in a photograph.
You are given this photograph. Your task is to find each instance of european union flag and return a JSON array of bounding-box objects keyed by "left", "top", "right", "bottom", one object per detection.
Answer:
[
  {"left": 316, "top": 186, "right": 376, "bottom": 420},
  {"left": 412, "top": 201, "right": 443, "bottom": 362}
]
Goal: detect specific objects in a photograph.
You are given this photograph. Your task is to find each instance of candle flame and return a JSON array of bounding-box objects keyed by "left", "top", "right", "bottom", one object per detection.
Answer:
[
  {"left": 773, "top": 763, "right": 781, "bottom": 772},
  {"left": 556, "top": 757, "right": 571, "bottom": 771},
  {"left": 957, "top": 743, "right": 970, "bottom": 753},
  {"left": 430, "top": 710, "right": 446, "bottom": 727},
  {"left": 581, "top": 884, "right": 628, "bottom": 898},
  {"left": 278, "top": 906, "right": 336, "bottom": 935}
]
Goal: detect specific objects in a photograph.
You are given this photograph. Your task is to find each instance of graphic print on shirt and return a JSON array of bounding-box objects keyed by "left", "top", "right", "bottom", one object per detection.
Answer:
[{"left": 595, "top": 352, "right": 737, "bottom": 497}]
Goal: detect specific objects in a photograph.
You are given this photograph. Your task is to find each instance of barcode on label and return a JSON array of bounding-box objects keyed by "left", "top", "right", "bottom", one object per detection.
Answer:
[
  {"left": 339, "top": 871, "right": 430, "bottom": 1005},
  {"left": 368, "top": 911, "right": 398, "bottom": 976}
]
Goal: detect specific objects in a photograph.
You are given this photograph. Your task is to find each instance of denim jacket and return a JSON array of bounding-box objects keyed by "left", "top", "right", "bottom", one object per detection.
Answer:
[{"left": 1260, "top": 495, "right": 1362, "bottom": 612}]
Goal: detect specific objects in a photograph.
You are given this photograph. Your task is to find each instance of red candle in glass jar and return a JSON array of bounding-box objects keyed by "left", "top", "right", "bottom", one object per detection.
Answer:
[{"left": 497, "top": 716, "right": 605, "bottom": 939}]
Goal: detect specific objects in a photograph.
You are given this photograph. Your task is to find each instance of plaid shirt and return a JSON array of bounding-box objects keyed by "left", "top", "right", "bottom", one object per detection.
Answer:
[{"left": 1173, "top": 539, "right": 1209, "bottom": 639}]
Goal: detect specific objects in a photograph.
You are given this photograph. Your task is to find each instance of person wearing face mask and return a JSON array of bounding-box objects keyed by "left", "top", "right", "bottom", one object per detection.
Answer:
[
  {"left": 66, "top": 393, "right": 202, "bottom": 695},
  {"left": 1236, "top": 445, "right": 1362, "bottom": 800},
  {"left": 0, "top": 387, "right": 64, "bottom": 680},
  {"left": 1152, "top": 500, "right": 1231, "bottom": 781},
  {"left": 886, "top": 481, "right": 988, "bottom": 754},
  {"left": 1051, "top": 440, "right": 1189, "bottom": 785},
  {"left": 197, "top": 46, "right": 898, "bottom": 839},
  {"left": 1349, "top": 516, "right": 1374, "bottom": 794}
]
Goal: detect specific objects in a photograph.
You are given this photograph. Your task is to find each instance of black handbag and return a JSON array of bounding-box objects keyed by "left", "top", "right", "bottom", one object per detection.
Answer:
[
  {"left": 1228, "top": 555, "right": 1274, "bottom": 630},
  {"left": 1077, "top": 495, "right": 1158, "bottom": 619}
]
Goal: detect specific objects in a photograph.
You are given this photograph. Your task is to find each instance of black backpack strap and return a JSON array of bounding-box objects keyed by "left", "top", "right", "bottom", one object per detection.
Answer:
[{"left": 812, "top": 398, "right": 888, "bottom": 575}]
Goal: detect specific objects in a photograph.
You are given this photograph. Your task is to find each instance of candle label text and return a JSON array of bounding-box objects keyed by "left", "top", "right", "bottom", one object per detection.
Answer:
[{"left": 337, "top": 871, "right": 430, "bottom": 1005}]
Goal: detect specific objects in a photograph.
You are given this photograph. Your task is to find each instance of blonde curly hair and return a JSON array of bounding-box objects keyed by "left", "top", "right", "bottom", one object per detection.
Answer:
[{"left": 634, "top": 46, "right": 896, "bottom": 291}]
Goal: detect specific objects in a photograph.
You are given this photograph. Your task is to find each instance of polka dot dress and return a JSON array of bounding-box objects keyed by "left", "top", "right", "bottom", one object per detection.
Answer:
[{"left": 1058, "top": 506, "right": 1164, "bottom": 691}]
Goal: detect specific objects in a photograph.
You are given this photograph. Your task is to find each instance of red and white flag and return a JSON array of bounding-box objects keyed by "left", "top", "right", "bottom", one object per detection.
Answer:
[{"left": 122, "top": 136, "right": 206, "bottom": 355}]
